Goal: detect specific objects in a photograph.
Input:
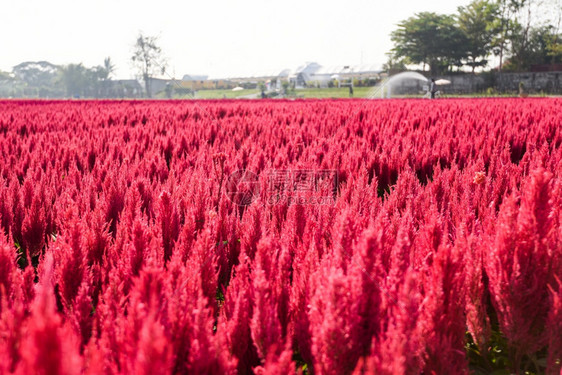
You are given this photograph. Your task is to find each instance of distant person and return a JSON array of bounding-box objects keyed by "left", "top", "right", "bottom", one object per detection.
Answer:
[
  {"left": 349, "top": 85, "right": 354, "bottom": 97},
  {"left": 519, "top": 82, "right": 528, "bottom": 98},
  {"left": 430, "top": 78, "right": 437, "bottom": 99}
]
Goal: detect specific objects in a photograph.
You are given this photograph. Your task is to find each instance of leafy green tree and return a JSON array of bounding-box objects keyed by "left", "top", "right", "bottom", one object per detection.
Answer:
[
  {"left": 382, "top": 52, "right": 408, "bottom": 73},
  {"left": 546, "top": 31, "right": 562, "bottom": 62},
  {"left": 13, "top": 61, "right": 60, "bottom": 88},
  {"left": 507, "top": 0, "right": 545, "bottom": 70},
  {"left": 505, "top": 25, "right": 562, "bottom": 70},
  {"left": 60, "top": 63, "right": 89, "bottom": 97},
  {"left": 545, "top": 0, "right": 562, "bottom": 61},
  {"left": 390, "top": 12, "right": 469, "bottom": 75},
  {"left": 490, "top": 0, "right": 525, "bottom": 73},
  {"left": 60, "top": 62, "right": 115, "bottom": 98},
  {"left": 458, "top": 0, "right": 499, "bottom": 72},
  {"left": 103, "top": 57, "right": 115, "bottom": 80},
  {"left": 90, "top": 57, "right": 115, "bottom": 98},
  {"left": 0, "top": 71, "right": 19, "bottom": 97},
  {"left": 131, "top": 33, "right": 167, "bottom": 98},
  {"left": 505, "top": 0, "right": 562, "bottom": 70}
]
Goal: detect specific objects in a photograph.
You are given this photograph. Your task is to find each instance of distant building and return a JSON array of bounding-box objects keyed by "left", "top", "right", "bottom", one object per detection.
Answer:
[
  {"left": 288, "top": 62, "right": 323, "bottom": 87},
  {"left": 182, "top": 74, "right": 209, "bottom": 81},
  {"left": 146, "top": 77, "right": 170, "bottom": 96},
  {"left": 141, "top": 62, "right": 382, "bottom": 95},
  {"left": 288, "top": 62, "right": 382, "bottom": 88},
  {"left": 144, "top": 76, "right": 236, "bottom": 95},
  {"left": 176, "top": 77, "right": 234, "bottom": 91},
  {"left": 226, "top": 62, "right": 382, "bottom": 89}
]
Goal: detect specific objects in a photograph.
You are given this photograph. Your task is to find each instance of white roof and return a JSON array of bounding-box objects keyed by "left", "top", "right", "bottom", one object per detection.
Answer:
[
  {"left": 293, "top": 62, "right": 322, "bottom": 75},
  {"left": 202, "top": 62, "right": 382, "bottom": 80},
  {"left": 314, "top": 64, "right": 382, "bottom": 75}
]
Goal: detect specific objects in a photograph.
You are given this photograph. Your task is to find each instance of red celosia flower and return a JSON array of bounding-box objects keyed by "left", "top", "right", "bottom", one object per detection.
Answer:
[
  {"left": 0, "top": 98, "right": 559, "bottom": 374},
  {"left": 19, "top": 252, "right": 82, "bottom": 375}
]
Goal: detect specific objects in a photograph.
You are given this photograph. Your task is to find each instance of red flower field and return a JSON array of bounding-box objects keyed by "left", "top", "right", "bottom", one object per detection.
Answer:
[{"left": 0, "top": 98, "right": 561, "bottom": 374}]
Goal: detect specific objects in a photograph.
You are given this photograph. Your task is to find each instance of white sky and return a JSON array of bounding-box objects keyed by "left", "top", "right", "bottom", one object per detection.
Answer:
[{"left": 1, "top": 0, "right": 472, "bottom": 79}]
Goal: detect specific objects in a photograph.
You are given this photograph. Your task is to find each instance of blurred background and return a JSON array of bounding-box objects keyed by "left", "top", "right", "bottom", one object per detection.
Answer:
[{"left": 0, "top": 0, "right": 560, "bottom": 98}]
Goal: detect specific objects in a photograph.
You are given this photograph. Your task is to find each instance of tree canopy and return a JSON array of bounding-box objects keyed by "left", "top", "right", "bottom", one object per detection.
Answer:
[
  {"left": 458, "top": 0, "right": 499, "bottom": 71},
  {"left": 388, "top": 0, "right": 562, "bottom": 74},
  {"left": 391, "top": 12, "right": 468, "bottom": 75}
]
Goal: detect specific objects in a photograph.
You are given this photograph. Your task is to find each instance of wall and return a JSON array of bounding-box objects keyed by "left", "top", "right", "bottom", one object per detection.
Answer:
[
  {"left": 435, "top": 74, "right": 488, "bottom": 94},
  {"left": 497, "top": 71, "right": 562, "bottom": 93},
  {"left": 438, "top": 71, "right": 562, "bottom": 94},
  {"left": 387, "top": 71, "right": 562, "bottom": 95}
]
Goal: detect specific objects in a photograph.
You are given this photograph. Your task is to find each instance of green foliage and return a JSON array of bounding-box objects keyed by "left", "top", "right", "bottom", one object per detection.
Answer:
[
  {"left": 60, "top": 63, "right": 89, "bottom": 98},
  {"left": 506, "top": 25, "right": 562, "bottom": 70},
  {"left": 464, "top": 300, "right": 554, "bottom": 375},
  {"left": 59, "top": 61, "right": 117, "bottom": 98},
  {"left": 390, "top": 12, "right": 469, "bottom": 75},
  {"left": 389, "top": 0, "right": 561, "bottom": 74},
  {"left": 382, "top": 52, "right": 408, "bottom": 73},
  {"left": 13, "top": 61, "right": 60, "bottom": 87},
  {"left": 258, "top": 81, "right": 266, "bottom": 95},
  {"left": 3, "top": 59, "right": 118, "bottom": 98},
  {"left": 458, "top": 0, "right": 499, "bottom": 71},
  {"left": 102, "top": 57, "right": 115, "bottom": 81},
  {"left": 11, "top": 61, "right": 64, "bottom": 97},
  {"left": 546, "top": 31, "right": 562, "bottom": 61},
  {"left": 489, "top": 0, "right": 525, "bottom": 72},
  {"left": 466, "top": 329, "right": 550, "bottom": 375}
]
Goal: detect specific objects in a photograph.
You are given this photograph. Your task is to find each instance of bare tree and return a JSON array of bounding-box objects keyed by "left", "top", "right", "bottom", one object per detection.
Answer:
[
  {"left": 131, "top": 33, "right": 166, "bottom": 98},
  {"left": 492, "top": 0, "right": 522, "bottom": 74}
]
